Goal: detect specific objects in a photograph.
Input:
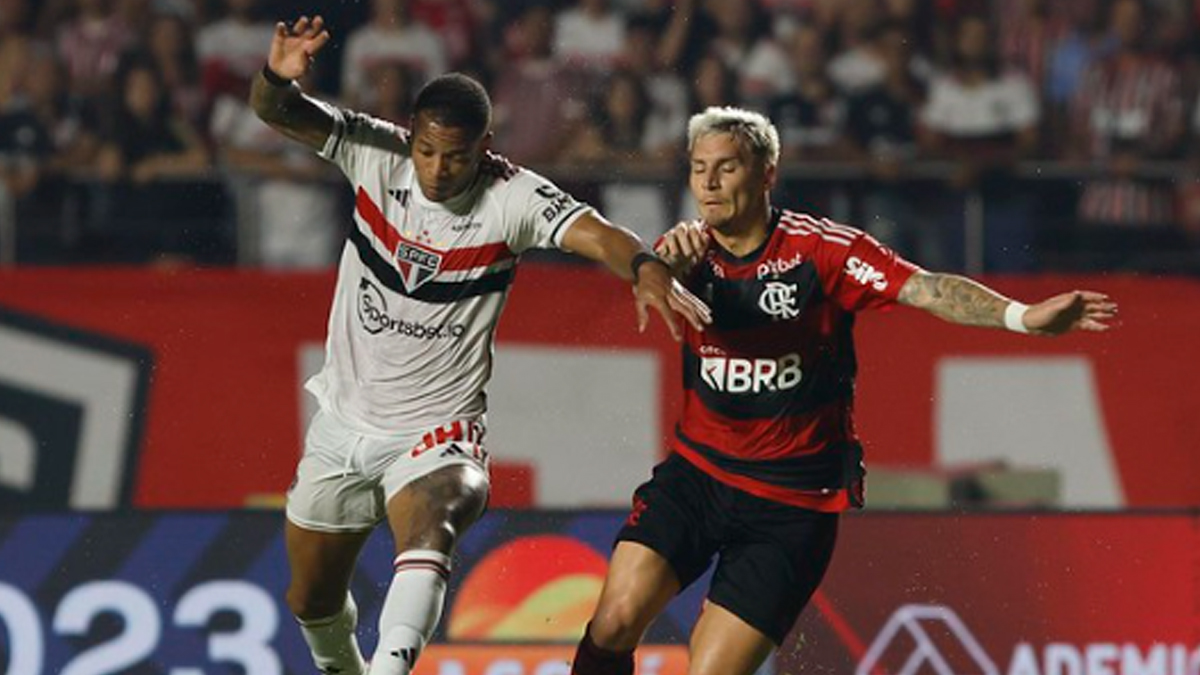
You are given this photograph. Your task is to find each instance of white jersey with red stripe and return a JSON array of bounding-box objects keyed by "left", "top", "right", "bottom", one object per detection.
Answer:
[{"left": 305, "top": 104, "right": 594, "bottom": 435}]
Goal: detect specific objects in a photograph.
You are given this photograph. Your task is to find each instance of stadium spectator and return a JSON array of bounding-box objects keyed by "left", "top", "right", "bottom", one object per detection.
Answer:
[
  {"left": 93, "top": 57, "right": 213, "bottom": 261},
  {"left": 689, "top": 52, "right": 741, "bottom": 114},
  {"left": 769, "top": 23, "right": 851, "bottom": 161},
  {"left": 560, "top": 69, "right": 663, "bottom": 169},
  {"left": 491, "top": 4, "right": 584, "bottom": 164},
  {"left": 140, "top": 11, "right": 205, "bottom": 125},
  {"left": 616, "top": 15, "right": 690, "bottom": 159},
  {"left": 210, "top": 71, "right": 340, "bottom": 268},
  {"left": 569, "top": 104, "right": 1116, "bottom": 675},
  {"left": 632, "top": 0, "right": 711, "bottom": 74},
  {"left": 340, "top": 0, "right": 448, "bottom": 107},
  {"left": 1044, "top": 7, "right": 1116, "bottom": 153},
  {"left": 363, "top": 62, "right": 416, "bottom": 123},
  {"left": 920, "top": 13, "right": 1041, "bottom": 271},
  {"left": 0, "top": 0, "right": 37, "bottom": 112},
  {"left": 55, "top": 0, "right": 136, "bottom": 102},
  {"left": 995, "top": 0, "right": 1070, "bottom": 91},
  {"left": 250, "top": 16, "right": 709, "bottom": 675},
  {"left": 828, "top": 0, "right": 888, "bottom": 94},
  {"left": 409, "top": 0, "right": 481, "bottom": 70},
  {"left": 846, "top": 20, "right": 931, "bottom": 261},
  {"left": 196, "top": 0, "right": 273, "bottom": 102},
  {"left": 705, "top": 0, "right": 792, "bottom": 108},
  {"left": 553, "top": 0, "right": 627, "bottom": 73},
  {"left": 1065, "top": 0, "right": 1187, "bottom": 269}
]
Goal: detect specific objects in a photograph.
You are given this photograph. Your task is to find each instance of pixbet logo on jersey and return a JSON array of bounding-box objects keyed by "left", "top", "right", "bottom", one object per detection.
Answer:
[
  {"left": 700, "top": 353, "right": 804, "bottom": 393},
  {"left": 857, "top": 604, "right": 1200, "bottom": 675}
]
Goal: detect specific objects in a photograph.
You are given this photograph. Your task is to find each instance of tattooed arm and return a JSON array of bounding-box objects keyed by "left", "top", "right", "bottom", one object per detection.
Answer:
[{"left": 897, "top": 271, "right": 1118, "bottom": 336}]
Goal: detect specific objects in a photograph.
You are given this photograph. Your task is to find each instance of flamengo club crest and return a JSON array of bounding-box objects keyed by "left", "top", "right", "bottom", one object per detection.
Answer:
[
  {"left": 395, "top": 238, "right": 443, "bottom": 292},
  {"left": 758, "top": 281, "right": 800, "bottom": 319}
]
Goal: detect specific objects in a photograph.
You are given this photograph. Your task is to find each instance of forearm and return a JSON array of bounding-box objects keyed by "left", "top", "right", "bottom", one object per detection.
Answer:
[
  {"left": 249, "top": 71, "right": 332, "bottom": 151},
  {"left": 250, "top": 70, "right": 302, "bottom": 124},
  {"left": 560, "top": 214, "right": 647, "bottom": 282},
  {"left": 897, "top": 271, "right": 1013, "bottom": 328}
]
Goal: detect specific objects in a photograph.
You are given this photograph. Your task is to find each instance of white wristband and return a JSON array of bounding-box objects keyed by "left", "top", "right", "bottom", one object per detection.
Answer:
[{"left": 1004, "top": 302, "right": 1030, "bottom": 333}]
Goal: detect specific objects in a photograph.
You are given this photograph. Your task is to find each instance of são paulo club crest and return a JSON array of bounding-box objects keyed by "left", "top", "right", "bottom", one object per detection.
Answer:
[{"left": 395, "top": 238, "right": 444, "bottom": 292}]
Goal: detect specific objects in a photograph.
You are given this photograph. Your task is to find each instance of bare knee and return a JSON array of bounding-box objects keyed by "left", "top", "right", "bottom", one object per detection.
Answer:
[
  {"left": 286, "top": 581, "right": 346, "bottom": 622},
  {"left": 389, "top": 465, "right": 489, "bottom": 553},
  {"left": 589, "top": 594, "right": 653, "bottom": 651}
]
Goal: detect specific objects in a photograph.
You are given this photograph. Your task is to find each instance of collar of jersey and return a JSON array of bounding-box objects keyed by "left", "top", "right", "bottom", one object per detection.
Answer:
[
  {"left": 409, "top": 174, "right": 480, "bottom": 215},
  {"left": 713, "top": 207, "right": 781, "bottom": 266}
]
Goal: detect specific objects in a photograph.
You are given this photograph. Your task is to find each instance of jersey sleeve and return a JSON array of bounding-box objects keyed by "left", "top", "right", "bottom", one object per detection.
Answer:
[
  {"left": 813, "top": 223, "right": 921, "bottom": 311},
  {"left": 315, "top": 100, "right": 411, "bottom": 181},
  {"left": 497, "top": 168, "right": 596, "bottom": 254}
]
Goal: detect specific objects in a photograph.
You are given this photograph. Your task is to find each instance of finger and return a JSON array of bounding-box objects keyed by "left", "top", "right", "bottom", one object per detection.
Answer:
[
  {"left": 294, "top": 16, "right": 310, "bottom": 34},
  {"left": 310, "top": 15, "right": 325, "bottom": 33},
  {"left": 1076, "top": 290, "right": 1110, "bottom": 302},
  {"left": 275, "top": 21, "right": 289, "bottom": 38},
  {"left": 668, "top": 294, "right": 709, "bottom": 332},
  {"left": 658, "top": 234, "right": 681, "bottom": 259},
  {"left": 636, "top": 298, "right": 649, "bottom": 333},
  {"left": 687, "top": 227, "right": 708, "bottom": 257},
  {"left": 653, "top": 300, "right": 683, "bottom": 341},
  {"left": 310, "top": 30, "right": 332, "bottom": 53}
]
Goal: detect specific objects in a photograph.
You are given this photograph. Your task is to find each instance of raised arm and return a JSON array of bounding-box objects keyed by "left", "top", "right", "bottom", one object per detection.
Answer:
[
  {"left": 560, "top": 213, "right": 711, "bottom": 340},
  {"left": 250, "top": 15, "right": 335, "bottom": 151},
  {"left": 897, "top": 270, "right": 1117, "bottom": 336}
]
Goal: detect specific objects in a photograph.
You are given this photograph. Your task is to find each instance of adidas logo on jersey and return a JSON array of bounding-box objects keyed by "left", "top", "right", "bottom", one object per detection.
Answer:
[{"left": 387, "top": 187, "right": 411, "bottom": 207}]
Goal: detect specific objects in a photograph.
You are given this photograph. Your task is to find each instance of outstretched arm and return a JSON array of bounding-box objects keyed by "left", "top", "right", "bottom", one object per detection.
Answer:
[
  {"left": 250, "top": 15, "right": 334, "bottom": 151},
  {"left": 561, "top": 213, "right": 711, "bottom": 340},
  {"left": 897, "top": 271, "right": 1117, "bottom": 336}
]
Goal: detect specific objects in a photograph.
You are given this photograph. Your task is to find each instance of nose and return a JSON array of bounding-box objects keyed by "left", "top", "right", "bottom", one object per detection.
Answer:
[{"left": 704, "top": 168, "right": 721, "bottom": 191}]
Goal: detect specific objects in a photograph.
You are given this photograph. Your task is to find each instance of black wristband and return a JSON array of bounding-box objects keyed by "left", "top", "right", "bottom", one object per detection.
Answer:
[
  {"left": 631, "top": 251, "right": 668, "bottom": 283},
  {"left": 261, "top": 63, "right": 293, "bottom": 87}
]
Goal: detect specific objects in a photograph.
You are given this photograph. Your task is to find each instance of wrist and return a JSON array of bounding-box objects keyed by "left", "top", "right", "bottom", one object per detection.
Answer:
[
  {"left": 1004, "top": 301, "right": 1030, "bottom": 333},
  {"left": 631, "top": 251, "right": 668, "bottom": 284},
  {"left": 261, "top": 63, "right": 293, "bottom": 87}
]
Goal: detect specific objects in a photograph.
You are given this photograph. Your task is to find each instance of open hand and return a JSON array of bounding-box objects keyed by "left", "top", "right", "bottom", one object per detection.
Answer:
[
  {"left": 654, "top": 220, "right": 709, "bottom": 278},
  {"left": 633, "top": 259, "right": 712, "bottom": 341},
  {"left": 1023, "top": 291, "right": 1118, "bottom": 335},
  {"left": 269, "top": 16, "right": 331, "bottom": 80}
]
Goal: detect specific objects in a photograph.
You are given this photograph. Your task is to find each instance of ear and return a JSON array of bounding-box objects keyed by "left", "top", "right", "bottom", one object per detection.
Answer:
[
  {"left": 480, "top": 130, "right": 495, "bottom": 153},
  {"left": 764, "top": 162, "right": 778, "bottom": 193}
]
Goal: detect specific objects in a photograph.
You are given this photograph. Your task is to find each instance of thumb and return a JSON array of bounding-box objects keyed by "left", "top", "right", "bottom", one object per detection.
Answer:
[{"left": 636, "top": 297, "right": 649, "bottom": 333}]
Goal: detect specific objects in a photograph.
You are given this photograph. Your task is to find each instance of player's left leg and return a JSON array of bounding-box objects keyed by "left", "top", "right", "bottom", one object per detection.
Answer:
[
  {"left": 687, "top": 602, "right": 776, "bottom": 675},
  {"left": 367, "top": 463, "right": 489, "bottom": 675},
  {"left": 691, "top": 500, "right": 839, "bottom": 675}
]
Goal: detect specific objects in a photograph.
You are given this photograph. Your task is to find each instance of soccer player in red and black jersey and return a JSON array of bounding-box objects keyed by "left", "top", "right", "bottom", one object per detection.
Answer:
[{"left": 569, "top": 106, "right": 1118, "bottom": 675}]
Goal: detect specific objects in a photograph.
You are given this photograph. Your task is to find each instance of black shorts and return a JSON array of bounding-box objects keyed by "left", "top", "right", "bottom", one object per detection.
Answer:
[{"left": 616, "top": 452, "right": 839, "bottom": 645}]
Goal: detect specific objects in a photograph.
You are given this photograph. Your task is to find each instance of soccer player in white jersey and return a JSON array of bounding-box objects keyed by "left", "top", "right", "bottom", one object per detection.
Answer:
[{"left": 249, "top": 16, "right": 711, "bottom": 675}]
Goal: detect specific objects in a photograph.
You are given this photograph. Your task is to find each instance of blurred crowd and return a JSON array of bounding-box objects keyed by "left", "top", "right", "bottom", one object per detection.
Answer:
[{"left": 2, "top": 0, "right": 1200, "bottom": 271}]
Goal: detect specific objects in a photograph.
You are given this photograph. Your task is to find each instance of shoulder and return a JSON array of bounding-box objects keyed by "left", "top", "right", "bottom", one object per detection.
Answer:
[{"left": 777, "top": 210, "right": 864, "bottom": 249}]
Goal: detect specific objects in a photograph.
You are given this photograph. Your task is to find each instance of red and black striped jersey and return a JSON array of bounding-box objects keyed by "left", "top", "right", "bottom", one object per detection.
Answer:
[{"left": 671, "top": 209, "right": 920, "bottom": 512}]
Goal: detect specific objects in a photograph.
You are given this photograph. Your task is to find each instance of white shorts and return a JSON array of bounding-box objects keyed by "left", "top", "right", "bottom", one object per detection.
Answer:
[{"left": 286, "top": 409, "right": 490, "bottom": 533}]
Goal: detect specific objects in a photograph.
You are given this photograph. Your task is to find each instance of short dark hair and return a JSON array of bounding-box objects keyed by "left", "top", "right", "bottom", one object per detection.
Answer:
[{"left": 412, "top": 73, "right": 492, "bottom": 140}]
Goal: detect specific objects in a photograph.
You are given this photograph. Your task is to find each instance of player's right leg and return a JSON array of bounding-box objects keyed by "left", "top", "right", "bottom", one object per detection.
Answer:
[
  {"left": 572, "top": 454, "right": 719, "bottom": 675},
  {"left": 571, "top": 541, "right": 681, "bottom": 675},
  {"left": 285, "top": 409, "right": 384, "bottom": 675},
  {"left": 285, "top": 523, "right": 372, "bottom": 675}
]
